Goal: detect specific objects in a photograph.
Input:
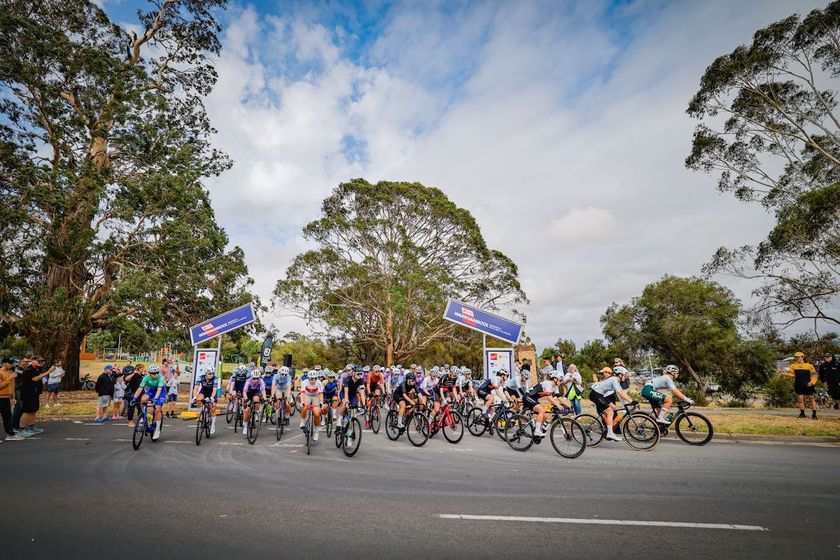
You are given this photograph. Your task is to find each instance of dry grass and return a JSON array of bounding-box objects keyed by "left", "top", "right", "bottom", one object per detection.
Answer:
[
  {"left": 704, "top": 413, "right": 840, "bottom": 437},
  {"left": 36, "top": 390, "right": 189, "bottom": 419}
]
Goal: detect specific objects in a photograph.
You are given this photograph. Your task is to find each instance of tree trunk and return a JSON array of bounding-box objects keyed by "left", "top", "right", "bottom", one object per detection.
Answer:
[
  {"left": 385, "top": 313, "right": 394, "bottom": 367},
  {"left": 683, "top": 361, "right": 706, "bottom": 392}
]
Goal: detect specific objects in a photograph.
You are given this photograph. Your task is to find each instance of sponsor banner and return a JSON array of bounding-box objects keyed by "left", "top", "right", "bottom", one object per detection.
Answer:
[
  {"left": 260, "top": 335, "right": 274, "bottom": 369},
  {"left": 484, "top": 348, "right": 514, "bottom": 381},
  {"left": 189, "top": 348, "right": 220, "bottom": 410},
  {"left": 189, "top": 303, "right": 256, "bottom": 346},
  {"left": 442, "top": 300, "right": 523, "bottom": 345}
]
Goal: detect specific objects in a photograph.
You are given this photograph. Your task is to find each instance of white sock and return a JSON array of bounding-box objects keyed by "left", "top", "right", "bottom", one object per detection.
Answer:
[
  {"left": 331, "top": 408, "right": 337, "bottom": 419},
  {"left": 657, "top": 409, "right": 669, "bottom": 422}
]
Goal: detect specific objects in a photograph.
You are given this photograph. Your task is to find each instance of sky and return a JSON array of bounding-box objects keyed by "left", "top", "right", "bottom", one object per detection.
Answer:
[{"left": 99, "top": 0, "right": 832, "bottom": 351}]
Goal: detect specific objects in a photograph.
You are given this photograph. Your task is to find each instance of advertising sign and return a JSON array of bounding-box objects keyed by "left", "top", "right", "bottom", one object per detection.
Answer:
[
  {"left": 442, "top": 300, "right": 523, "bottom": 345},
  {"left": 189, "top": 303, "right": 256, "bottom": 346},
  {"left": 260, "top": 335, "right": 274, "bottom": 369},
  {"left": 189, "top": 348, "right": 220, "bottom": 410},
  {"left": 484, "top": 348, "right": 514, "bottom": 381}
]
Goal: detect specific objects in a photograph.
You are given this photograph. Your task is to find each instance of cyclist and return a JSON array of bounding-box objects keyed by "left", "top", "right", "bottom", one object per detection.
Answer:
[
  {"left": 241, "top": 369, "right": 266, "bottom": 436},
  {"left": 419, "top": 367, "right": 441, "bottom": 419},
  {"left": 299, "top": 371, "right": 323, "bottom": 440},
  {"left": 340, "top": 367, "right": 366, "bottom": 420},
  {"left": 785, "top": 352, "right": 819, "bottom": 419},
  {"left": 476, "top": 372, "right": 507, "bottom": 419},
  {"left": 191, "top": 367, "right": 220, "bottom": 435},
  {"left": 503, "top": 366, "right": 524, "bottom": 407},
  {"left": 436, "top": 366, "right": 458, "bottom": 410},
  {"left": 366, "top": 365, "right": 385, "bottom": 412},
  {"left": 392, "top": 373, "right": 419, "bottom": 429},
  {"left": 322, "top": 370, "right": 340, "bottom": 422},
  {"left": 226, "top": 365, "right": 248, "bottom": 400},
  {"left": 457, "top": 367, "right": 475, "bottom": 404},
  {"left": 522, "top": 370, "right": 571, "bottom": 438},
  {"left": 129, "top": 364, "right": 167, "bottom": 441},
  {"left": 271, "top": 366, "right": 293, "bottom": 426},
  {"left": 641, "top": 364, "right": 693, "bottom": 425},
  {"left": 589, "top": 367, "right": 636, "bottom": 441}
]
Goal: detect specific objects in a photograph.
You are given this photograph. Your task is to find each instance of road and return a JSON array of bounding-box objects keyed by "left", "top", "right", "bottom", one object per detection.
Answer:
[{"left": 2, "top": 416, "right": 838, "bottom": 560}]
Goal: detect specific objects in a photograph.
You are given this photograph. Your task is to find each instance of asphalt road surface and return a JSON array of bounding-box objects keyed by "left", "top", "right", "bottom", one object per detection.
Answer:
[{"left": 2, "top": 415, "right": 838, "bottom": 560}]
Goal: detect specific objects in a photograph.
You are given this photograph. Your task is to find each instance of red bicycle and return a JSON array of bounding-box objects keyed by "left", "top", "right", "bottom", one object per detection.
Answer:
[{"left": 428, "top": 400, "right": 464, "bottom": 443}]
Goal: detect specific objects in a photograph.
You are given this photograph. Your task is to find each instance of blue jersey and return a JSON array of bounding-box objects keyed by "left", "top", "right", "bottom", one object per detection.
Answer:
[
  {"left": 272, "top": 373, "right": 292, "bottom": 389},
  {"left": 231, "top": 372, "right": 247, "bottom": 391},
  {"left": 323, "top": 380, "right": 338, "bottom": 396}
]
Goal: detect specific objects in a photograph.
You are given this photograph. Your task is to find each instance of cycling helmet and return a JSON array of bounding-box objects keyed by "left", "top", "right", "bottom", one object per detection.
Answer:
[
  {"left": 314, "top": 364, "right": 322, "bottom": 371},
  {"left": 443, "top": 364, "right": 450, "bottom": 370},
  {"left": 402, "top": 368, "right": 411, "bottom": 375},
  {"left": 613, "top": 366, "right": 628, "bottom": 376},
  {"left": 250, "top": 370, "right": 261, "bottom": 378},
  {"left": 327, "top": 371, "right": 336, "bottom": 379},
  {"left": 497, "top": 369, "right": 509, "bottom": 377},
  {"left": 279, "top": 366, "right": 290, "bottom": 375},
  {"left": 205, "top": 368, "right": 216, "bottom": 376},
  {"left": 548, "top": 370, "right": 561, "bottom": 381},
  {"left": 373, "top": 365, "right": 381, "bottom": 371},
  {"left": 430, "top": 369, "right": 440, "bottom": 378},
  {"left": 362, "top": 365, "right": 371, "bottom": 372},
  {"left": 665, "top": 364, "right": 680, "bottom": 374},
  {"left": 405, "top": 373, "right": 416, "bottom": 382},
  {"left": 345, "top": 364, "right": 353, "bottom": 371},
  {"left": 147, "top": 365, "right": 161, "bottom": 374}
]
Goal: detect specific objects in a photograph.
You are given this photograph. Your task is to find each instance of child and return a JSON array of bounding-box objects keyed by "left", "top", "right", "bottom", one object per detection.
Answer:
[
  {"left": 165, "top": 371, "right": 179, "bottom": 418},
  {"left": 111, "top": 370, "right": 126, "bottom": 420}
]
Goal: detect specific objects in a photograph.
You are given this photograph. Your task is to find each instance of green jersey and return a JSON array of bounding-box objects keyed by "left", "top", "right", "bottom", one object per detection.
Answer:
[{"left": 140, "top": 374, "right": 166, "bottom": 389}]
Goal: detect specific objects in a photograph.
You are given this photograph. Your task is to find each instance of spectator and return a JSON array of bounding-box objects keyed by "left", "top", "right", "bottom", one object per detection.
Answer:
[
  {"left": 95, "top": 364, "right": 116, "bottom": 423},
  {"left": 164, "top": 372, "right": 179, "bottom": 418},
  {"left": 563, "top": 364, "right": 584, "bottom": 415},
  {"left": 0, "top": 358, "right": 20, "bottom": 441},
  {"left": 161, "top": 358, "right": 172, "bottom": 382},
  {"left": 541, "top": 358, "right": 555, "bottom": 380},
  {"left": 44, "top": 359, "right": 65, "bottom": 408},
  {"left": 11, "top": 356, "right": 30, "bottom": 432},
  {"left": 554, "top": 354, "right": 568, "bottom": 374},
  {"left": 784, "top": 351, "right": 818, "bottom": 419},
  {"left": 120, "top": 360, "right": 135, "bottom": 415},
  {"left": 818, "top": 352, "right": 840, "bottom": 410},
  {"left": 111, "top": 369, "right": 126, "bottom": 420},
  {"left": 125, "top": 363, "right": 144, "bottom": 426},
  {"left": 18, "top": 356, "right": 49, "bottom": 438}
]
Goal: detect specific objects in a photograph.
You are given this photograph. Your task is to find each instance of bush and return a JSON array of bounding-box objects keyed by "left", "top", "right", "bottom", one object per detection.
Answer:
[
  {"left": 763, "top": 374, "right": 795, "bottom": 408},
  {"left": 724, "top": 397, "right": 748, "bottom": 408},
  {"left": 683, "top": 386, "right": 709, "bottom": 407}
]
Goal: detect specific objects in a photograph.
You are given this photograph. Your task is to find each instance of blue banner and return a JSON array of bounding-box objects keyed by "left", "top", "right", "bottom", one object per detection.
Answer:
[
  {"left": 189, "top": 303, "right": 256, "bottom": 345},
  {"left": 442, "top": 300, "right": 523, "bottom": 345}
]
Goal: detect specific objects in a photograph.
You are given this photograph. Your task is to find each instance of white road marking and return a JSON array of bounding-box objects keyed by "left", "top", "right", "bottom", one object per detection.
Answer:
[
  {"left": 219, "top": 441, "right": 245, "bottom": 446},
  {"left": 272, "top": 443, "right": 304, "bottom": 448},
  {"left": 114, "top": 439, "right": 131, "bottom": 442},
  {"left": 72, "top": 420, "right": 83, "bottom": 424},
  {"left": 164, "top": 440, "right": 191, "bottom": 444},
  {"left": 64, "top": 437, "right": 90, "bottom": 441},
  {"left": 438, "top": 514, "right": 768, "bottom": 532}
]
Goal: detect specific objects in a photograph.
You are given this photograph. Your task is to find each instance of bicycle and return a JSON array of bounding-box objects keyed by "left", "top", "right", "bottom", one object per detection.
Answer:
[
  {"left": 262, "top": 398, "right": 277, "bottom": 426},
  {"left": 385, "top": 404, "right": 430, "bottom": 447},
  {"left": 466, "top": 401, "right": 518, "bottom": 440},
  {"left": 80, "top": 374, "right": 95, "bottom": 391},
  {"left": 815, "top": 388, "right": 833, "bottom": 410},
  {"left": 194, "top": 399, "right": 214, "bottom": 446},
  {"left": 366, "top": 397, "right": 381, "bottom": 434},
  {"left": 575, "top": 402, "right": 661, "bottom": 451},
  {"left": 131, "top": 400, "right": 163, "bottom": 450},
  {"left": 275, "top": 396, "right": 289, "bottom": 441},
  {"left": 642, "top": 400, "right": 714, "bottom": 445},
  {"left": 335, "top": 406, "right": 363, "bottom": 457},
  {"left": 504, "top": 408, "right": 586, "bottom": 458},
  {"left": 301, "top": 405, "right": 316, "bottom": 455},
  {"left": 427, "top": 399, "right": 464, "bottom": 444},
  {"left": 244, "top": 400, "right": 261, "bottom": 445}
]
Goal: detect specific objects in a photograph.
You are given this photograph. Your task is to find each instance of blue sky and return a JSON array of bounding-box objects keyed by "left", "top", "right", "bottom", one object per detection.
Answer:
[{"left": 99, "top": 0, "right": 833, "bottom": 350}]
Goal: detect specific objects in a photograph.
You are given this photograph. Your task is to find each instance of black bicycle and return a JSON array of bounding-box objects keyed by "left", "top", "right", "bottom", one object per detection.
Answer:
[
  {"left": 275, "top": 396, "right": 289, "bottom": 441},
  {"left": 245, "top": 400, "right": 261, "bottom": 445},
  {"left": 466, "top": 401, "right": 518, "bottom": 440},
  {"left": 504, "top": 408, "right": 586, "bottom": 458},
  {"left": 385, "top": 404, "right": 430, "bottom": 447},
  {"left": 194, "top": 399, "right": 214, "bottom": 446},
  {"left": 643, "top": 400, "right": 714, "bottom": 446},
  {"left": 335, "top": 406, "right": 363, "bottom": 457},
  {"left": 576, "top": 402, "right": 661, "bottom": 451},
  {"left": 132, "top": 400, "right": 163, "bottom": 450}
]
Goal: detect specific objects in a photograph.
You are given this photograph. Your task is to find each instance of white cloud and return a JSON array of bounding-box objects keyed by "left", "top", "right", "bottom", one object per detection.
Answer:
[{"left": 194, "top": 0, "right": 833, "bottom": 350}]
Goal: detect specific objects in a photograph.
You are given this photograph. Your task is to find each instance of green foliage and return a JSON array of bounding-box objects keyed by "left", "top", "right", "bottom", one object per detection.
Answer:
[
  {"left": 687, "top": 2, "right": 840, "bottom": 327},
  {"left": 0, "top": 1, "right": 255, "bottom": 383},
  {"left": 764, "top": 374, "right": 796, "bottom": 408},
  {"left": 601, "top": 275, "right": 741, "bottom": 388},
  {"left": 273, "top": 179, "right": 527, "bottom": 364},
  {"left": 683, "top": 386, "right": 710, "bottom": 407},
  {"left": 718, "top": 339, "right": 777, "bottom": 400},
  {"left": 0, "top": 335, "right": 31, "bottom": 358}
]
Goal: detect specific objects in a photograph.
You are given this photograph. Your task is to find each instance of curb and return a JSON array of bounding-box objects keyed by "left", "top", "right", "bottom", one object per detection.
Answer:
[{"left": 713, "top": 432, "right": 840, "bottom": 444}]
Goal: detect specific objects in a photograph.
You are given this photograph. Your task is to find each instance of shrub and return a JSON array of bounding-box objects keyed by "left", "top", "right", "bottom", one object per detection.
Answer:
[
  {"left": 763, "top": 374, "right": 795, "bottom": 408},
  {"left": 683, "top": 386, "right": 709, "bottom": 407},
  {"left": 724, "top": 397, "right": 748, "bottom": 408}
]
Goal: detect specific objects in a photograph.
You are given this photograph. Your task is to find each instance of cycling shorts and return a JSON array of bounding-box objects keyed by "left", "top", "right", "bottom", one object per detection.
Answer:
[
  {"left": 641, "top": 385, "right": 666, "bottom": 406},
  {"left": 197, "top": 386, "right": 215, "bottom": 399},
  {"left": 144, "top": 388, "right": 167, "bottom": 407},
  {"left": 245, "top": 389, "right": 262, "bottom": 401},
  {"left": 523, "top": 394, "right": 539, "bottom": 411},
  {"left": 368, "top": 384, "right": 381, "bottom": 394},
  {"left": 323, "top": 392, "right": 337, "bottom": 402},
  {"left": 504, "top": 387, "right": 522, "bottom": 399},
  {"left": 476, "top": 389, "right": 490, "bottom": 400},
  {"left": 275, "top": 385, "right": 292, "bottom": 400},
  {"left": 301, "top": 394, "right": 321, "bottom": 407},
  {"left": 589, "top": 389, "right": 613, "bottom": 414},
  {"left": 346, "top": 395, "right": 359, "bottom": 408}
]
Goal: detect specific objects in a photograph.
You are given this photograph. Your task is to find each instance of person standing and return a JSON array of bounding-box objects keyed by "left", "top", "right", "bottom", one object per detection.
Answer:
[
  {"left": 554, "top": 354, "right": 568, "bottom": 375},
  {"left": 161, "top": 358, "right": 172, "bottom": 383},
  {"left": 124, "top": 363, "right": 143, "bottom": 421},
  {"left": 0, "top": 358, "right": 20, "bottom": 441},
  {"left": 785, "top": 352, "right": 819, "bottom": 419},
  {"left": 11, "top": 357, "right": 30, "bottom": 432},
  {"left": 44, "top": 359, "right": 65, "bottom": 408},
  {"left": 111, "top": 369, "right": 126, "bottom": 420},
  {"left": 18, "top": 356, "right": 50, "bottom": 438},
  {"left": 562, "top": 364, "right": 584, "bottom": 415},
  {"left": 94, "top": 364, "right": 116, "bottom": 423},
  {"left": 818, "top": 352, "right": 840, "bottom": 410},
  {"left": 165, "top": 371, "right": 179, "bottom": 418}
]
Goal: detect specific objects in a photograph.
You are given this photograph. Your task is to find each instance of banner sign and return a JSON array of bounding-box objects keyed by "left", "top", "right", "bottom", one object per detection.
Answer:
[
  {"left": 260, "top": 335, "right": 274, "bottom": 369},
  {"left": 484, "top": 348, "right": 514, "bottom": 381},
  {"left": 189, "top": 348, "right": 220, "bottom": 410},
  {"left": 189, "top": 303, "right": 256, "bottom": 345},
  {"left": 442, "top": 300, "right": 523, "bottom": 345}
]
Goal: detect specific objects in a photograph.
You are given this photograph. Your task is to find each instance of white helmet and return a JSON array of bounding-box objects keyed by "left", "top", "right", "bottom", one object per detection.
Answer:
[
  {"left": 279, "top": 366, "right": 290, "bottom": 375},
  {"left": 147, "top": 365, "right": 160, "bottom": 374},
  {"left": 613, "top": 366, "right": 628, "bottom": 376},
  {"left": 250, "top": 369, "right": 261, "bottom": 379}
]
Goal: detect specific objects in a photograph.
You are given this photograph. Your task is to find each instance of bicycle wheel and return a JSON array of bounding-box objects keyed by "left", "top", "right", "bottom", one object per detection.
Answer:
[
  {"left": 246, "top": 412, "right": 259, "bottom": 445},
  {"left": 406, "top": 413, "right": 430, "bottom": 447},
  {"left": 342, "top": 417, "right": 362, "bottom": 457},
  {"left": 466, "top": 407, "right": 487, "bottom": 436},
  {"left": 195, "top": 408, "right": 206, "bottom": 446},
  {"left": 233, "top": 403, "right": 242, "bottom": 433},
  {"left": 325, "top": 412, "right": 333, "bottom": 439},
  {"left": 225, "top": 400, "right": 234, "bottom": 424},
  {"left": 385, "top": 410, "right": 400, "bottom": 440},
  {"left": 442, "top": 410, "right": 464, "bottom": 444},
  {"left": 549, "top": 418, "right": 586, "bottom": 459},
  {"left": 494, "top": 409, "right": 516, "bottom": 441},
  {"left": 575, "top": 413, "right": 606, "bottom": 447},
  {"left": 276, "top": 407, "right": 285, "bottom": 441},
  {"left": 132, "top": 415, "right": 145, "bottom": 450},
  {"left": 504, "top": 414, "right": 534, "bottom": 452},
  {"left": 675, "top": 412, "right": 714, "bottom": 446},
  {"left": 370, "top": 405, "right": 381, "bottom": 434},
  {"left": 622, "top": 412, "right": 660, "bottom": 451}
]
